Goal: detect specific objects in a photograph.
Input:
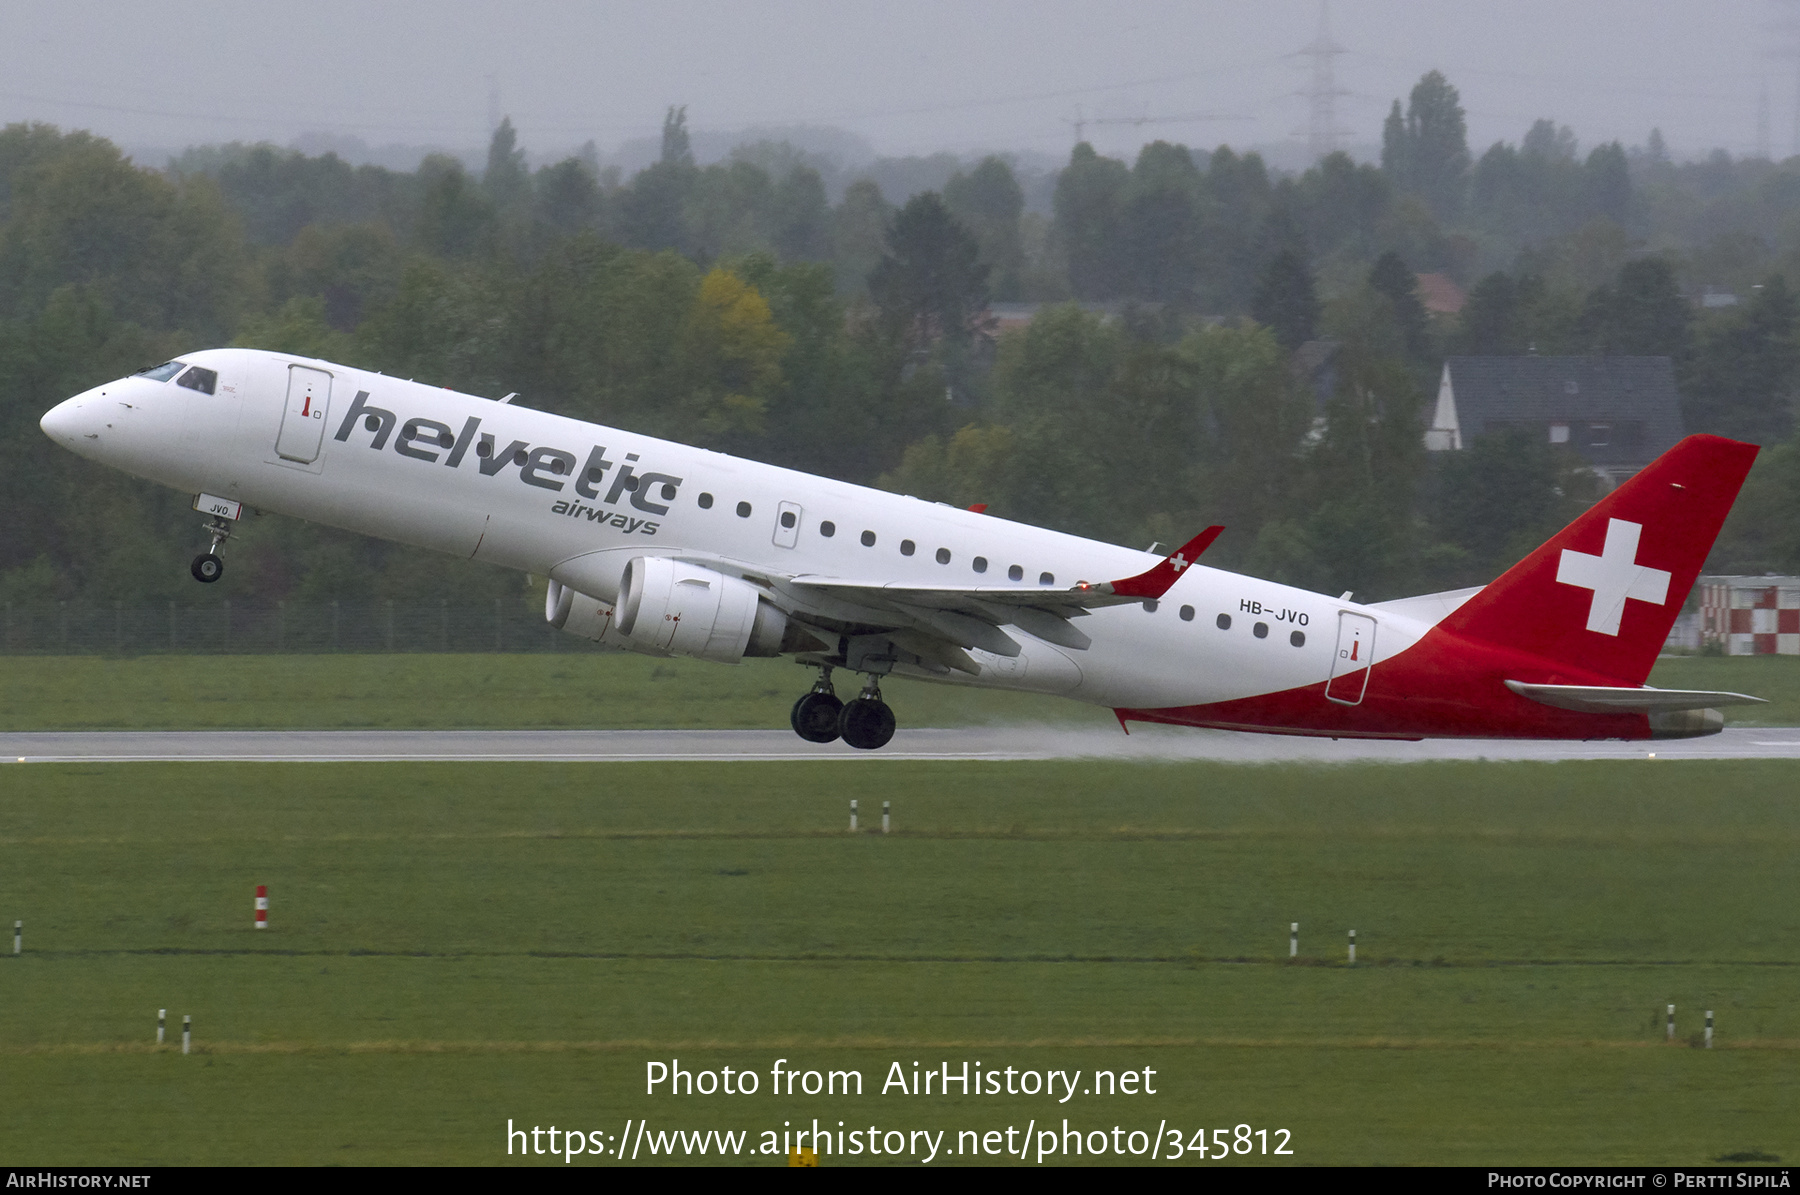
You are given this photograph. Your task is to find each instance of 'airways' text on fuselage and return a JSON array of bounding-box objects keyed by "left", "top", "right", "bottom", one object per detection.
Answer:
[{"left": 331, "top": 390, "right": 684, "bottom": 524}]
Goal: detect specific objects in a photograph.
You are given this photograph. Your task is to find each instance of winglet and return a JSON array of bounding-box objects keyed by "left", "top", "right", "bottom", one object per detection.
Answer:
[{"left": 1074, "top": 526, "right": 1224, "bottom": 600}]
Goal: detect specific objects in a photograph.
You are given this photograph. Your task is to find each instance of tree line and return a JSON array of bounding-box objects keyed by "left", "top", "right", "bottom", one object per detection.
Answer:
[{"left": 4, "top": 74, "right": 1800, "bottom": 620}]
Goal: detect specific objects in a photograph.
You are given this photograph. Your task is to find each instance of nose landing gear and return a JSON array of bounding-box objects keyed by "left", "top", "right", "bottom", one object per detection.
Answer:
[
  {"left": 190, "top": 514, "right": 233, "bottom": 584},
  {"left": 789, "top": 665, "right": 898, "bottom": 749}
]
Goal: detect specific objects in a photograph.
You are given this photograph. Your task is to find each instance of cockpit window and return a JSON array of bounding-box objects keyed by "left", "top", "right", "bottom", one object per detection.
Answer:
[
  {"left": 176, "top": 366, "right": 218, "bottom": 395},
  {"left": 136, "top": 361, "right": 185, "bottom": 382}
]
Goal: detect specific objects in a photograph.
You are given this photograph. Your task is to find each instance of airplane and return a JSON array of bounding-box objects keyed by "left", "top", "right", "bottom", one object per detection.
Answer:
[{"left": 39, "top": 347, "right": 1766, "bottom": 748}]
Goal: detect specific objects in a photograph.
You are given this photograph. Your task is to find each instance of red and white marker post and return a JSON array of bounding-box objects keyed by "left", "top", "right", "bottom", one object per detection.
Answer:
[{"left": 254, "top": 884, "right": 268, "bottom": 930}]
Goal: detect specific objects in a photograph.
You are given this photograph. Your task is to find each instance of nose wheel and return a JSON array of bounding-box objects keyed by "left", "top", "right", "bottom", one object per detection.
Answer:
[{"left": 190, "top": 515, "right": 232, "bottom": 584}]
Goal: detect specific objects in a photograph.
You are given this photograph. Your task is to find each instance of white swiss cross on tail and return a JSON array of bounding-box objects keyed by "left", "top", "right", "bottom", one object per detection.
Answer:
[{"left": 1555, "top": 518, "right": 1671, "bottom": 636}]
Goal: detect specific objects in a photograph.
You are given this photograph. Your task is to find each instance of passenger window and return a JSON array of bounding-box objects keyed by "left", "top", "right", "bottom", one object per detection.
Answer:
[
  {"left": 136, "top": 361, "right": 185, "bottom": 382},
  {"left": 736, "top": 501, "right": 752, "bottom": 518},
  {"left": 973, "top": 557, "right": 988, "bottom": 574},
  {"left": 861, "top": 530, "right": 876, "bottom": 547},
  {"left": 780, "top": 511, "right": 797, "bottom": 529},
  {"left": 1039, "top": 572, "right": 1054, "bottom": 586},
  {"left": 1216, "top": 613, "right": 1231, "bottom": 630},
  {"left": 820, "top": 521, "right": 836, "bottom": 537},
  {"left": 698, "top": 492, "right": 713, "bottom": 508},
  {"left": 1253, "top": 622, "right": 1269, "bottom": 639},
  {"left": 1180, "top": 605, "right": 1195, "bottom": 621},
  {"left": 176, "top": 366, "right": 218, "bottom": 395},
  {"left": 1143, "top": 600, "right": 1159, "bottom": 613},
  {"left": 900, "top": 539, "right": 916, "bottom": 556},
  {"left": 1008, "top": 565, "right": 1023, "bottom": 582},
  {"left": 935, "top": 548, "right": 951, "bottom": 565},
  {"left": 1290, "top": 631, "right": 1306, "bottom": 647}
]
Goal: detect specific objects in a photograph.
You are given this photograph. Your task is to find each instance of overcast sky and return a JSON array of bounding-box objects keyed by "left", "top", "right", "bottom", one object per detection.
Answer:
[{"left": 2, "top": 1, "right": 1793, "bottom": 167}]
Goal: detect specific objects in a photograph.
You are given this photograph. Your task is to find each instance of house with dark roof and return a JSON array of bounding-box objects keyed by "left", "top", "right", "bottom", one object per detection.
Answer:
[{"left": 1424, "top": 356, "right": 1687, "bottom": 487}]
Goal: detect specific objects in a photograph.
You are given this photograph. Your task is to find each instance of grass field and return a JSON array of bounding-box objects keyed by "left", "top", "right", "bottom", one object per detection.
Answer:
[
  {"left": 0, "top": 651, "right": 1795, "bottom": 731},
  {"left": 3, "top": 758, "right": 1797, "bottom": 1165}
]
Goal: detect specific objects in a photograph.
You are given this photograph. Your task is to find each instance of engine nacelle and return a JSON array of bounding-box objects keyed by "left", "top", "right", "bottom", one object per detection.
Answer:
[
  {"left": 545, "top": 579, "right": 639, "bottom": 651},
  {"left": 615, "top": 556, "right": 787, "bottom": 664}
]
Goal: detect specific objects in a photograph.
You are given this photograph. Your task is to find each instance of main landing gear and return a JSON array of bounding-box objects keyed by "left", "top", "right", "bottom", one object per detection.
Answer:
[
  {"left": 790, "top": 665, "right": 897, "bottom": 750},
  {"left": 190, "top": 515, "right": 232, "bottom": 584}
]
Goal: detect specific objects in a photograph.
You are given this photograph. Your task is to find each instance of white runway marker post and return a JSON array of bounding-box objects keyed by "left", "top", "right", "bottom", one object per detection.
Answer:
[
  {"left": 254, "top": 884, "right": 268, "bottom": 930},
  {"left": 849, "top": 799, "right": 858, "bottom": 833},
  {"left": 1705, "top": 1010, "right": 1714, "bottom": 1049},
  {"left": 1348, "top": 929, "right": 1356, "bottom": 966},
  {"left": 1667, "top": 1004, "right": 1676, "bottom": 1041},
  {"left": 1290, "top": 923, "right": 1298, "bottom": 958},
  {"left": 882, "top": 800, "right": 890, "bottom": 835},
  {"left": 11, "top": 920, "right": 18, "bottom": 955},
  {"left": 157, "top": 1010, "right": 165, "bottom": 1045},
  {"left": 182, "top": 1015, "right": 191, "bottom": 1055}
]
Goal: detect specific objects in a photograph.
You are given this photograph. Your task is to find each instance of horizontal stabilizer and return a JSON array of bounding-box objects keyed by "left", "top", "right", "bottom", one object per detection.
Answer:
[{"left": 1505, "top": 680, "right": 1767, "bottom": 714}]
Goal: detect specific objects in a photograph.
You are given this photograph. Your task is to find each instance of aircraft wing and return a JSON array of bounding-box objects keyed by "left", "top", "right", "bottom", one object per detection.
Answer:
[{"left": 782, "top": 527, "right": 1223, "bottom": 660}]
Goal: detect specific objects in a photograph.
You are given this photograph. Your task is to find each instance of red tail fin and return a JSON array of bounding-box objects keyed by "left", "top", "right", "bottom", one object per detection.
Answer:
[{"left": 1437, "top": 434, "right": 1758, "bottom": 685}]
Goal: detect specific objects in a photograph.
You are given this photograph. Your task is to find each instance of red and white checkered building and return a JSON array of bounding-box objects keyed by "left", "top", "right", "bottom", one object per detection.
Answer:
[{"left": 1698, "top": 576, "right": 1800, "bottom": 655}]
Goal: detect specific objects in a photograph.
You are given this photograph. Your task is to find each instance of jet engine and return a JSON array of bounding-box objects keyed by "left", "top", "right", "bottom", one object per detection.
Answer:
[
  {"left": 545, "top": 579, "right": 638, "bottom": 650},
  {"left": 612, "top": 556, "right": 788, "bottom": 664}
]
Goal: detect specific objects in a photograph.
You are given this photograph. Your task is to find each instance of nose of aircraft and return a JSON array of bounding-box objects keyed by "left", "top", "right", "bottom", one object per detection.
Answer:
[{"left": 40, "top": 392, "right": 102, "bottom": 452}]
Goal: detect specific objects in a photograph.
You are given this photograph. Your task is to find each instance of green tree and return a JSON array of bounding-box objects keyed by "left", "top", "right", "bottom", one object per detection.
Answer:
[
  {"left": 1577, "top": 257, "right": 1688, "bottom": 356},
  {"left": 867, "top": 192, "right": 990, "bottom": 352},
  {"left": 1250, "top": 249, "right": 1319, "bottom": 350},
  {"left": 1117, "top": 141, "right": 1203, "bottom": 305},
  {"left": 413, "top": 155, "right": 497, "bottom": 259},
  {"left": 830, "top": 179, "right": 889, "bottom": 294},
  {"left": 1430, "top": 427, "right": 1598, "bottom": 583},
  {"left": 1052, "top": 142, "right": 1128, "bottom": 299},
  {"left": 1381, "top": 71, "right": 1470, "bottom": 221},
  {"left": 616, "top": 108, "right": 699, "bottom": 254},
  {"left": 944, "top": 156, "right": 1025, "bottom": 301},
  {"left": 532, "top": 158, "right": 603, "bottom": 238},
  {"left": 1367, "top": 251, "right": 1431, "bottom": 362},
  {"left": 483, "top": 117, "right": 530, "bottom": 212},
  {"left": 1682, "top": 275, "right": 1800, "bottom": 444},
  {"left": 1197, "top": 146, "right": 1274, "bottom": 311},
  {"left": 660, "top": 106, "right": 693, "bottom": 167},
  {"left": 770, "top": 166, "right": 830, "bottom": 262},
  {"left": 1584, "top": 142, "right": 1630, "bottom": 227}
]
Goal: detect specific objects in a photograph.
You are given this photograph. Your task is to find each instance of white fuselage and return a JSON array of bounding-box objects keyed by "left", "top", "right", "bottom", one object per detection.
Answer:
[{"left": 40, "top": 348, "right": 1431, "bottom": 711}]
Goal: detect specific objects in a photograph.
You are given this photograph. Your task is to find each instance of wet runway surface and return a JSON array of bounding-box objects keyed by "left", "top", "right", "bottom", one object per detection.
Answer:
[{"left": 3, "top": 726, "right": 1799, "bottom": 763}]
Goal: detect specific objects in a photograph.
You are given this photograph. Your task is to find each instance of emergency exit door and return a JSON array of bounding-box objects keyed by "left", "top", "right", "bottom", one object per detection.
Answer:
[
  {"left": 276, "top": 365, "right": 332, "bottom": 463},
  {"left": 1325, "top": 612, "right": 1377, "bottom": 705},
  {"left": 772, "top": 501, "right": 803, "bottom": 548}
]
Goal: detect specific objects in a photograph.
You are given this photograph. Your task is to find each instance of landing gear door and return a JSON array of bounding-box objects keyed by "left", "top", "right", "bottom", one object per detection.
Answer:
[
  {"left": 276, "top": 365, "right": 332, "bottom": 464},
  {"left": 1325, "top": 611, "right": 1377, "bottom": 705},
  {"left": 773, "top": 501, "right": 802, "bottom": 549}
]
